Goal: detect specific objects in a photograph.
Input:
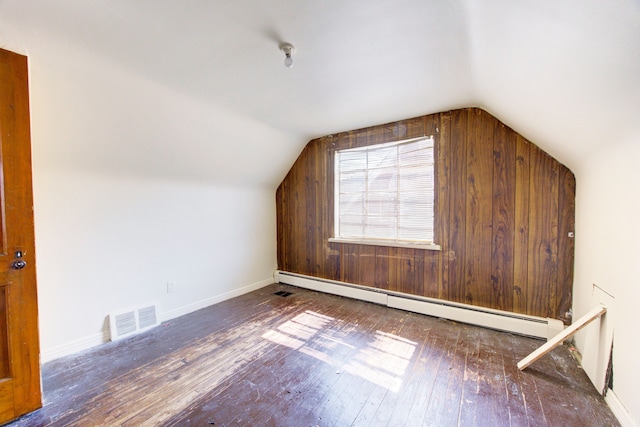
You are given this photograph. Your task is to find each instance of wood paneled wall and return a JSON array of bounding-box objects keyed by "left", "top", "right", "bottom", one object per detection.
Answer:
[{"left": 276, "top": 108, "right": 575, "bottom": 322}]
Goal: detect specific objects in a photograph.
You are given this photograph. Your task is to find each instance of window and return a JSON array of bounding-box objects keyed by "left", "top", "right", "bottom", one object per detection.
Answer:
[{"left": 330, "top": 136, "right": 439, "bottom": 250}]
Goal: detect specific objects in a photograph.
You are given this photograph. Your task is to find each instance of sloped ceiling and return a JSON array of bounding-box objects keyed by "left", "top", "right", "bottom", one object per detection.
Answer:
[{"left": 1, "top": 0, "right": 639, "bottom": 186}]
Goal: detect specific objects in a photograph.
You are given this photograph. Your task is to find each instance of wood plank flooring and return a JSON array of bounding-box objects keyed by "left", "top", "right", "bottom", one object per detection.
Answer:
[{"left": 6, "top": 284, "right": 619, "bottom": 426}]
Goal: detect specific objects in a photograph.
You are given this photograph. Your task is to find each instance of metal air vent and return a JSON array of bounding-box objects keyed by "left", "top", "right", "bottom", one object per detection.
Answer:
[{"left": 109, "top": 304, "right": 159, "bottom": 341}]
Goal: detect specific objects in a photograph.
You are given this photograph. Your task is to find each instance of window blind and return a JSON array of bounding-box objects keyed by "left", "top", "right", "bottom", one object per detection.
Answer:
[{"left": 334, "top": 136, "right": 435, "bottom": 243}]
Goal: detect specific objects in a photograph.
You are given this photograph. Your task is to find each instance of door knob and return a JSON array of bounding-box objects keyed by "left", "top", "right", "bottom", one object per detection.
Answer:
[{"left": 10, "top": 259, "right": 26, "bottom": 270}]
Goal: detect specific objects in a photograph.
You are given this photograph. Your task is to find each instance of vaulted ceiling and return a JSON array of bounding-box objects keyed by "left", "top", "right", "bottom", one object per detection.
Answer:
[{"left": 1, "top": 0, "right": 639, "bottom": 186}]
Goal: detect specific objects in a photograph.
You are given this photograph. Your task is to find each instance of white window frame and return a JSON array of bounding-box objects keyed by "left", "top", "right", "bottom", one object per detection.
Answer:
[{"left": 329, "top": 136, "right": 440, "bottom": 251}]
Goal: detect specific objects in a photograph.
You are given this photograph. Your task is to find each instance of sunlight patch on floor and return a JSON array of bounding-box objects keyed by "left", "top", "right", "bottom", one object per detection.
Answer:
[{"left": 262, "top": 311, "right": 417, "bottom": 392}]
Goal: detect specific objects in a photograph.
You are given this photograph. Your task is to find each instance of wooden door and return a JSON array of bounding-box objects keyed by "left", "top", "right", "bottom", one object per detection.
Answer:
[{"left": 0, "top": 48, "right": 42, "bottom": 423}]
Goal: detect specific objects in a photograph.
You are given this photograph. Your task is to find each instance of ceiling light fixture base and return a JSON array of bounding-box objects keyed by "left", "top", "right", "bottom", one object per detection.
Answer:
[{"left": 280, "top": 43, "right": 295, "bottom": 68}]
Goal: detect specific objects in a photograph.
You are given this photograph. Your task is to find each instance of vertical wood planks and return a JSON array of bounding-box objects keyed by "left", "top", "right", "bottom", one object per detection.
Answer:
[
  {"left": 527, "top": 145, "right": 559, "bottom": 317},
  {"left": 513, "top": 135, "right": 530, "bottom": 315},
  {"left": 557, "top": 167, "right": 575, "bottom": 322},
  {"left": 276, "top": 185, "right": 286, "bottom": 271},
  {"left": 491, "top": 122, "right": 516, "bottom": 312},
  {"left": 463, "top": 109, "right": 494, "bottom": 307},
  {"left": 435, "top": 113, "right": 451, "bottom": 301},
  {"left": 275, "top": 108, "right": 575, "bottom": 321},
  {"left": 447, "top": 109, "right": 467, "bottom": 303},
  {"left": 305, "top": 140, "right": 317, "bottom": 276},
  {"left": 323, "top": 136, "right": 340, "bottom": 280}
]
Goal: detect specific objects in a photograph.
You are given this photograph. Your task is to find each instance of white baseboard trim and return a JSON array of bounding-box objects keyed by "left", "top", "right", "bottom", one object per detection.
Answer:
[
  {"left": 160, "top": 278, "right": 273, "bottom": 322},
  {"left": 275, "top": 270, "right": 564, "bottom": 340},
  {"left": 40, "top": 278, "right": 273, "bottom": 364},
  {"left": 606, "top": 389, "right": 638, "bottom": 427},
  {"left": 41, "top": 330, "right": 109, "bottom": 363}
]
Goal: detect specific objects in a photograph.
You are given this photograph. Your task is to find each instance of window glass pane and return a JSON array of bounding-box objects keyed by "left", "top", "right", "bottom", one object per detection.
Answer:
[
  {"left": 338, "top": 151, "right": 366, "bottom": 172},
  {"left": 367, "top": 192, "right": 397, "bottom": 216},
  {"left": 399, "top": 148, "right": 429, "bottom": 168},
  {"left": 399, "top": 138, "right": 433, "bottom": 156},
  {"left": 398, "top": 195, "right": 431, "bottom": 216},
  {"left": 365, "top": 216, "right": 396, "bottom": 238},
  {"left": 340, "top": 216, "right": 365, "bottom": 237},
  {"left": 339, "top": 192, "right": 364, "bottom": 216},
  {"left": 368, "top": 146, "right": 397, "bottom": 169},
  {"left": 399, "top": 168, "right": 431, "bottom": 190},
  {"left": 398, "top": 217, "right": 433, "bottom": 240},
  {"left": 335, "top": 136, "right": 435, "bottom": 243},
  {"left": 340, "top": 170, "right": 366, "bottom": 193},
  {"left": 368, "top": 167, "right": 397, "bottom": 192}
]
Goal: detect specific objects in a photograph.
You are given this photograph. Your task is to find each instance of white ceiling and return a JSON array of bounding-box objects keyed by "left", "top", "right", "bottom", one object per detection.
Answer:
[{"left": 1, "top": 0, "right": 639, "bottom": 186}]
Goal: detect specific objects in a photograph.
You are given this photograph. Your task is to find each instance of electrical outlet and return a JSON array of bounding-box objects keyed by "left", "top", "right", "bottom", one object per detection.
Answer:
[{"left": 166, "top": 282, "right": 175, "bottom": 293}]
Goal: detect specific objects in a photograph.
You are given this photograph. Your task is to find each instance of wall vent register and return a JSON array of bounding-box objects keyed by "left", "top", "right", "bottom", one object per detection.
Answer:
[{"left": 109, "top": 304, "right": 159, "bottom": 341}]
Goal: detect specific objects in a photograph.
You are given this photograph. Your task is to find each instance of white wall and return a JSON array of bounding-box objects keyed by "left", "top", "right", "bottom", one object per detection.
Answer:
[
  {"left": 33, "top": 170, "right": 276, "bottom": 359},
  {"left": 573, "top": 135, "right": 640, "bottom": 424},
  {"left": 1, "top": 17, "right": 301, "bottom": 362}
]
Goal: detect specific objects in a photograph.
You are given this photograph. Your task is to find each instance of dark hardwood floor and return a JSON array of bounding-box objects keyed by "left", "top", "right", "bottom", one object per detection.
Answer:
[{"left": 7, "top": 284, "right": 618, "bottom": 426}]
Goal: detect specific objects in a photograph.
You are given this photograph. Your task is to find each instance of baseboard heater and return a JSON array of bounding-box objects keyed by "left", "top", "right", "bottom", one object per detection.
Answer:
[{"left": 275, "top": 270, "right": 564, "bottom": 340}]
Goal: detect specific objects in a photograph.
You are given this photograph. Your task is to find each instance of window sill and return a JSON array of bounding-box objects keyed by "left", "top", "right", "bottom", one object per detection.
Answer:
[{"left": 328, "top": 237, "right": 441, "bottom": 251}]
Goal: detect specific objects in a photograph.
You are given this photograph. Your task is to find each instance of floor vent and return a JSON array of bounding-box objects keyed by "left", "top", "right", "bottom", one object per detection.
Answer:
[
  {"left": 273, "top": 291, "right": 293, "bottom": 297},
  {"left": 109, "top": 304, "right": 159, "bottom": 341}
]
